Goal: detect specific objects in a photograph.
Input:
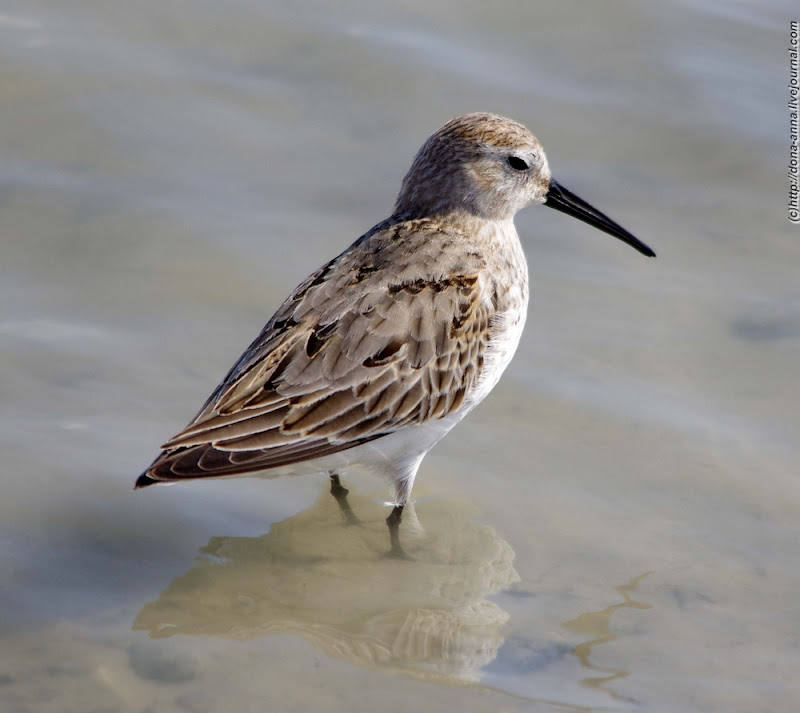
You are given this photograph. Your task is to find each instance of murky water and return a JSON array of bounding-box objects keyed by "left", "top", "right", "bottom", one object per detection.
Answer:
[{"left": 2, "top": 1, "right": 799, "bottom": 711}]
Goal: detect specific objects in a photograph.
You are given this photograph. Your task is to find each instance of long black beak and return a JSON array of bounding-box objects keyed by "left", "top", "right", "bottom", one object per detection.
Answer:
[{"left": 544, "top": 179, "right": 655, "bottom": 258}]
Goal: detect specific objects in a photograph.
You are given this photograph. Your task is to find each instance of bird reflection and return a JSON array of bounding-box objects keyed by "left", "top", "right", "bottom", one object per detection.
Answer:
[
  {"left": 562, "top": 571, "right": 653, "bottom": 701},
  {"left": 133, "top": 484, "right": 520, "bottom": 682}
]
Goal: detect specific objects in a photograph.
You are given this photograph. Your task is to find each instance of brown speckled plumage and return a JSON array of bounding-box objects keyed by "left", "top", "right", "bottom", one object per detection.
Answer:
[{"left": 137, "top": 113, "right": 654, "bottom": 507}]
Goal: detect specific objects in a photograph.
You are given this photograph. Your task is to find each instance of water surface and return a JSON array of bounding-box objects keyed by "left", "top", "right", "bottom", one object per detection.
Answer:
[{"left": 1, "top": 2, "right": 798, "bottom": 711}]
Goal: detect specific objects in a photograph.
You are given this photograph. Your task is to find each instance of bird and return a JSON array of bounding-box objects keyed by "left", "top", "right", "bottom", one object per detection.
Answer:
[{"left": 136, "top": 113, "right": 655, "bottom": 552}]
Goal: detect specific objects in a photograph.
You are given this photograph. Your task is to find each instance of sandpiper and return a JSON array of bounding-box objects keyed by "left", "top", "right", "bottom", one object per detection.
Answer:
[{"left": 136, "top": 113, "right": 654, "bottom": 550}]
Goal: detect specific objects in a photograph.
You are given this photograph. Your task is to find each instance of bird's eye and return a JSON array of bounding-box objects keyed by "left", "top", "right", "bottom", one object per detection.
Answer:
[{"left": 507, "top": 155, "right": 529, "bottom": 171}]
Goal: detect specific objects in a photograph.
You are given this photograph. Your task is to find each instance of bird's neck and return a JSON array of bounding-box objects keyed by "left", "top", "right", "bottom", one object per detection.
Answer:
[{"left": 390, "top": 206, "right": 517, "bottom": 239}]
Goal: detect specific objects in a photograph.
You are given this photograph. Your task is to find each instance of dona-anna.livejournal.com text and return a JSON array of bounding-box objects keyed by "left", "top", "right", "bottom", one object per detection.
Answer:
[{"left": 790, "top": 20, "right": 799, "bottom": 222}]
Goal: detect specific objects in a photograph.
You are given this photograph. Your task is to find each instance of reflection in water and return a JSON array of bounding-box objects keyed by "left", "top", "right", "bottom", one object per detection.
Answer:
[
  {"left": 562, "top": 572, "right": 653, "bottom": 701},
  {"left": 133, "top": 486, "right": 519, "bottom": 682}
]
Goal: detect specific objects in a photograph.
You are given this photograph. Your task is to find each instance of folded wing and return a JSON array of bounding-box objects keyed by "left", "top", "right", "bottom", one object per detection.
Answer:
[{"left": 139, "top": 244, "right": 490, "bottom": 484}]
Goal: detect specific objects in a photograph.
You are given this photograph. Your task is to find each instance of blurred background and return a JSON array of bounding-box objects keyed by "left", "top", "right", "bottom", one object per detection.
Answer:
[{"left": 1, "top": 1, "right": 798, "bottom": 711}]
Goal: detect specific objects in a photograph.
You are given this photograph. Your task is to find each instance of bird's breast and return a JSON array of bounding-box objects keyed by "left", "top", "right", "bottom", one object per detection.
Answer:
[{"left": 466, "top": 225, "right": 529, "bottom": 408}]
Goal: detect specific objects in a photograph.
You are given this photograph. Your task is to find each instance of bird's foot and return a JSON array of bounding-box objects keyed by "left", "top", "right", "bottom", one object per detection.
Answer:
[{"left": 383, "top": 505, "right": 411, "bottom": 559}]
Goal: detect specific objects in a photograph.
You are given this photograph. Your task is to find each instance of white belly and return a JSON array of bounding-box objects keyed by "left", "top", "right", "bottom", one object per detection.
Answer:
[{"left": 466, "top": 304, "right": 528, "bottom": 409}]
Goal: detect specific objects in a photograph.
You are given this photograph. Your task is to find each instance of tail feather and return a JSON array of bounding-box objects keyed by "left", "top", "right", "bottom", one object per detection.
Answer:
[
  {"left": 134, "top": 473, "right": 159, "bottom": 489},
  {"left": 134, "top": 432, "right": 384, "bottom": 491}
]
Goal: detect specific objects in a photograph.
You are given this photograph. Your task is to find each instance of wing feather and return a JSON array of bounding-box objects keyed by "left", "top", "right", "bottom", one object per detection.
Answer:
[{"left": 141, "top": 221, "right": 492, "bottom": 484}]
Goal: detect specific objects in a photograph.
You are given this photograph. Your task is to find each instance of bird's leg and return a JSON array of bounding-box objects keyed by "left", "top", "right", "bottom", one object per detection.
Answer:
[
  {"left": 329, "top": 472, "right": 360, "bottom": 525},
  {"left": 385, "top": 504, "right": 408, "bottom": 558},
  {"left": 329, "top": 472, "right": 347, "bottom": 496}
]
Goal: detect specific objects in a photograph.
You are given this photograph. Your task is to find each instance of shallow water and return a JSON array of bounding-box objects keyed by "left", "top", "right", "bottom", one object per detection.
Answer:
[{"left": 2, "top": 1, "right": 799, "bottom": 711}]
